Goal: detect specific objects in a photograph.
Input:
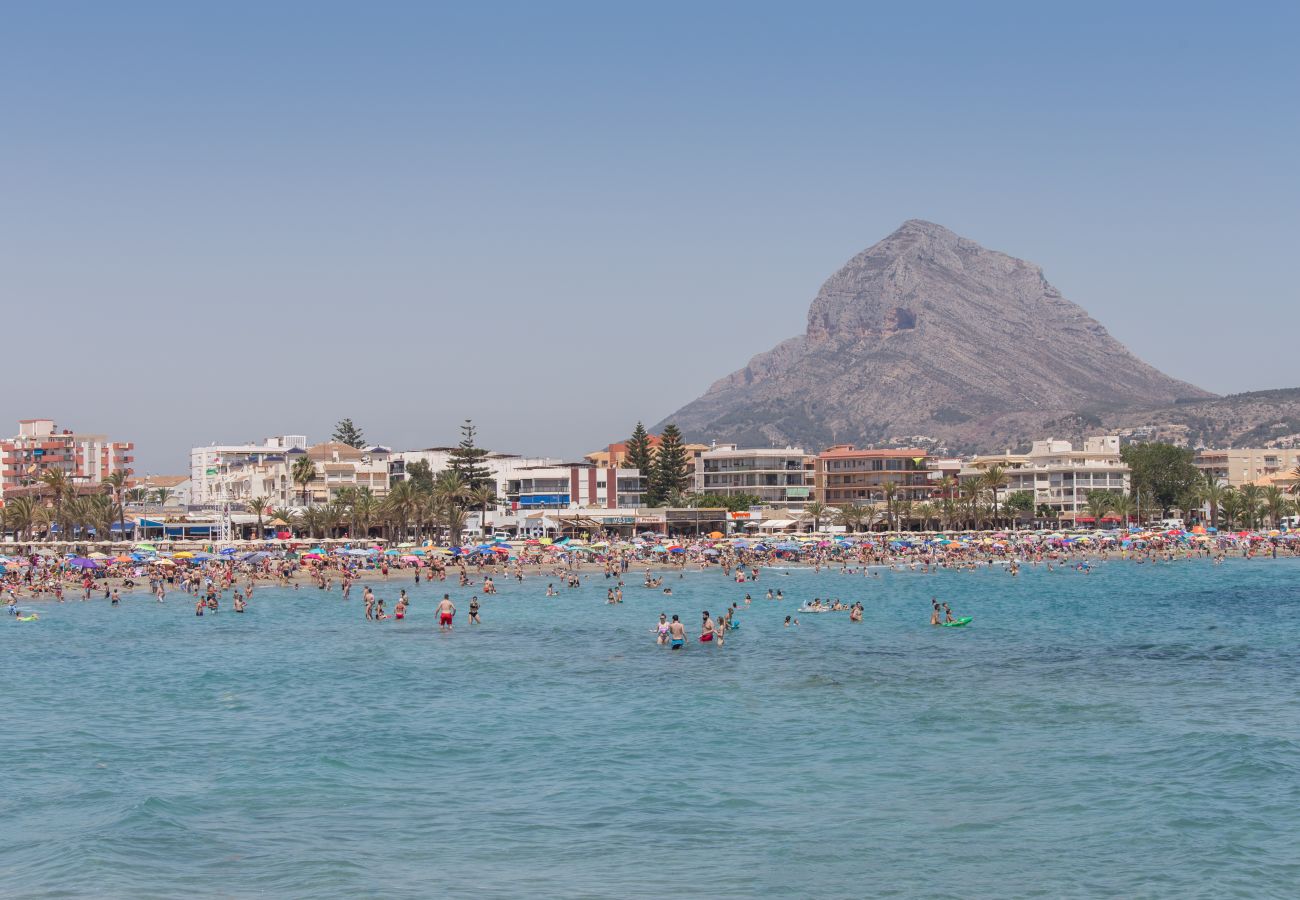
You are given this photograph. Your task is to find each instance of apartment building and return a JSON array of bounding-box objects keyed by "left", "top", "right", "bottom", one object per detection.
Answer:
[
  {"left": 694, "top": 444, "right": 814, "bottom": 507},
  {"left": 965, "top": 436, "right": 1130, "bottom": 524},
  {"left": 190, "top": 435, "right": 308, "bottom": 504},
  {"left": 1, "top": 418, "right": 134, "bottom": 497},
  {"left": 1194, "top": 448, "right": 1300, "bottom": 487},
  {"left": 506, "top": 463, "right": 644, "bottom": 510},
  {"left": 815, "top": 446, "right": 931, "bottom": 505}
]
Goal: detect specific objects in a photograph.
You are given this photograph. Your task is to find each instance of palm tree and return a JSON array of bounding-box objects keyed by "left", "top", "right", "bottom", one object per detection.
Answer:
[
  {"left": 1218, "top": 488, "right": 1243, "bottom": 530},
  {"left": 895, "top": 499, "right": 914, "bottom": 532},
  {"left": 383, "top": 480, "right": 418, "bottom": 542},
  {"left": 39, "top": 467, "right": 72, "bottom": 534},
  {"left": 803, "top": 501, "right": 828, "bottom": 533},
  {"left": 1084, "top": 491, "right": 1113, "bottom": 528},
  {"left": 126, "top": 487, "right": 148, "bottom": 504},
  {"left": 1238, "top": 483, "right": 1264, "bottom": 531},
  {"left": 86, "top": 494, "right": 117, "bottom": 543},
  {"left": 932, "top": 475, "right": 958, "bottom": 503},
  {"left": 291, "top": 457, "right": 318, "bottom": 507},
  {"left": 1108, "top": 494, "right": 1135, "bottom": 529},
  {"left": 879, "top": 484, "right": 900, "bottom": 532},
  {"left": 1261, "top": 485, "right": 1288, "bottom": 528},
  {"left": 4, "top": 496, "right": 35, "bottom": 541},
  {"left": 154, "top": 487, "right": 173, "bottom": 506},
  {"left": 433, "top": 471, "right": 470, "bottom": 544},
  {"left": 834, "top": 503, "right": 865, "bottom": 533},
  {"left": 469, "top": 484, "right": 499, "bottom": 537},
  {"left": 63, "top": 496, "right": 89, "bottom": 540},
  {"left": 271, "top": 507, "right": 298, "bottom": 537},
  {"left": 958, "top": 480, "right": 985, "bottom": 530},
  {"left": 913, "top": 501, "right": 939, "bottom": 531},
  {"left": 981, "top": 465, "right": 1010, "bottom": 527},
  {"left": 103, "top": 470, "right": 129, "bottom": 541},
  {"left": 940, "top": 497, "right": 959, "bottom": 530},
  {"left": 349, "top": 487, "right": 379, "bottom": 538},
  {"left": 1196, "top": 474, "right": 1227, "bottom": 529},
  {"left": 247, "top": 496, "right": 270, "bottom": 540}
]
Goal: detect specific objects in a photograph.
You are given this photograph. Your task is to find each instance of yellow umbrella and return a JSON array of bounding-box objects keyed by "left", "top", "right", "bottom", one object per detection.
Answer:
[
  {"left": 173, "top": 551, "right": 195, "bottom": 559},
  {"left": 87, "top": 552, "right": 109, "bottom": 559},
  {"left": 153, "top": 559, "right": 176, "bottom": 566}
]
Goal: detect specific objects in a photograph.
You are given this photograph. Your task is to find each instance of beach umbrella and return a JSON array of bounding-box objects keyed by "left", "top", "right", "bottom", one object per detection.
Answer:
[
  {"left": 69, "top": 557, "right": 101, "bottom": 569},
  {"left": 87, "top": 552, "right": 110, "bottom": 560},
  {"left": 135, "top": 543, "right": 157, "bottom": 552}
]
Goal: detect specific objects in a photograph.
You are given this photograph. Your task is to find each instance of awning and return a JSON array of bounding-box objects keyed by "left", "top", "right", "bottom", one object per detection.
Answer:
[{"left": 758, "top": 519, "right": 795, "bottom": 529}]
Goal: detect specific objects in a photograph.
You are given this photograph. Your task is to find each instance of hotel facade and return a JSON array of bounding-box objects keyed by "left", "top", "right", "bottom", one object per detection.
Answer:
[{"left": 1, "top": 418, "right": 134, "bottom": 498}]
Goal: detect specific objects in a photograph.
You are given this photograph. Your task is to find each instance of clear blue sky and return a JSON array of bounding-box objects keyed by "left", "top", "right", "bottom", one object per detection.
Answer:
[{"left": 3, "top": 1, "right": 1297, "bottom": 472}]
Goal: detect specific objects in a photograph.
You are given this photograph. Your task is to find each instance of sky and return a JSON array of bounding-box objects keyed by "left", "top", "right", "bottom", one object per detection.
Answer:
[{"left": 3, "top": 1, "right": 1297, "bottom": 473}]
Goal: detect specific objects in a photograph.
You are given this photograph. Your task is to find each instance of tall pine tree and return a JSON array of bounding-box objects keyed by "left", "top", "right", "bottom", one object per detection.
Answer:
[
  {"left": 448, "top": 419, "right": 492, "bottom": 490},
  {"left": 649, "top": 423, "right": 691, "bottom": 506},
  {"left": 624, "top": 422, "right": 654, "bottom": 501},
  {"left": 332, "top": 418, "right": 367, "bottom": 449}
]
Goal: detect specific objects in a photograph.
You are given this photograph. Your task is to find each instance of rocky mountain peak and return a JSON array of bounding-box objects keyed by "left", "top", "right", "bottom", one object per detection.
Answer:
[{"left": 657, "top": 221, "right": 1216, "bottom": 453}]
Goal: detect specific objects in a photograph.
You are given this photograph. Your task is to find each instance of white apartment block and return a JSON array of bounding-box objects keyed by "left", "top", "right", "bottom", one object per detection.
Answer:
[
  {"left": 965, "top": 436, "right": 1130, "bottom": 524},
  {"left": 694, "top": 444, "right": 814, "bottom": 507},
  {"left": 190, "top": 435, "right": 307, "bottom": 504}
]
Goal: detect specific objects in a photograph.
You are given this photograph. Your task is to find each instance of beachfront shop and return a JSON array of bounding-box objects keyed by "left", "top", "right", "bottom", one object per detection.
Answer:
[{"left": 665, "top": 508, "right": 730, "bottom": 537}]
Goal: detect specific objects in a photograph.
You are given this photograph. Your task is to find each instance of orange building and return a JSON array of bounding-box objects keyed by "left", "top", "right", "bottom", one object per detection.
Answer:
[
  {"left": 586, "top": 436, "right": 709, "bottom": 470},
  {"left": 815, "top": 446, "right": 931, "bottom": 505},
  {"left": 1, "top": 418, "right": 134, "bottom": 498}
]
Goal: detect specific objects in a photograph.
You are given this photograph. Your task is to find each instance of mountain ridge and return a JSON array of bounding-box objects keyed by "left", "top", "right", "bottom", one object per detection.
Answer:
[{"left": 657, "top": 220, "right": 1222, "bottom": 452}]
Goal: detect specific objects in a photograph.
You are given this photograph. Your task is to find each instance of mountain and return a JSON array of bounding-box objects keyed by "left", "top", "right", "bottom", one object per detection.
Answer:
[{"left": 657, "top": 220, "right": 1217, "bottom": 453}]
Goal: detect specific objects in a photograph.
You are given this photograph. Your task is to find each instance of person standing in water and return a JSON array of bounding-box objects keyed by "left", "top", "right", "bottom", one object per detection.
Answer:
[
  {"left": 668, "top": 615, "right": 686, "bottom": 650},
  {"left": 699, "top": 611, "right": 715, "bottom": 643},
  {"left": 437, "top": 594, "right": 456, "bottom": 632},
  {"left": 469, "top": 596, "right": 481, "bottom": 625}
]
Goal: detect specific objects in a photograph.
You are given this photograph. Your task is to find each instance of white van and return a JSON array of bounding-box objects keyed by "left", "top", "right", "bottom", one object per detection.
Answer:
[
  {"left": 1281, "top": 516, "right": 1300, "bottom": 531},
  {"left": 1157, "top": 518, "right": 1185, "bottom": 530}
]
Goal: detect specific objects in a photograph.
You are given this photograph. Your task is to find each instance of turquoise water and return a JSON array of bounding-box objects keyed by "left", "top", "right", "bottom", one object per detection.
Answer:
[{"left": 3, "top": 559, "right": 1299, "bottom": 898}]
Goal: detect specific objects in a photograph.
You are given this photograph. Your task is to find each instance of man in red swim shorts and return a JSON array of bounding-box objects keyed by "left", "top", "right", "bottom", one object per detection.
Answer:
[{"left": 437, "top": 594, "right": 456, "bottom": 632}]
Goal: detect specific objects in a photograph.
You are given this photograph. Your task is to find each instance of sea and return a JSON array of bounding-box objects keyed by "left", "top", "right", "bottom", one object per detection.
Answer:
[{"left": 2, "top": 557, "right": 1298, "bottom": 898}]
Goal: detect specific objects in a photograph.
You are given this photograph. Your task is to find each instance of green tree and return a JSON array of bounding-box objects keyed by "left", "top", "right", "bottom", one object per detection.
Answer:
[
  {"left": 448, "top": 420, "right": 492, "bottom": 491},
  {"left": 433, "top": 470, "right": 471, "bottom": 544},
  {"left": 247, "top": 496, "right": 270, "bottom": 539},
  {"left": 1196, "top": 473, "right": 1227, "bottom": 528},
  {"left": 469, "top": 484, "right": 498, "bottom": 534},
  {"left": 624, "top": 423, "right": 655, "bottom": 487},
  {"left": 834, "top": 503, "right": 865, "bottom": 532},
  {"left": 292, "top": 456, "right": 318, "bottom": 506},
  {"left": 1238, "top": 483, "right": 1264, "bottom": 531},
  {"left": 332, "top": 418, "right": 367, "bottom": 449},
  {"left": 1084, "top": 489, "right": 1114, "bottom": 526},
  {"left": 39, "top": 467, "right": 72, "bottom": 534},
  {"left": 405, "top": 459, "right": 435, "bottom": 493},
  {"left": 1108, "top": 493, "right": 1135, "bottom": 528},
  {"left": 1262, "top": 485, "right": 1289, "bottom": 528},
  {"left": 982, "top": 465, "right": 1011, "bottom": 526},
  {"left": 647, "top": 424, "right": 690, "bottom": 506},
  {"left": 1120, "top": 443, "right": 1201, "bottom": 515},
  {"left": 154, "top": 487, "right": 173, "bottom": 506},
  {"left": 104, "top": 470, "right": 130, "bottom": 540},
  {"left": 1004, "top": 489, "right": 1035, "bottom": 525},
  {"left": 803, "top": 500, "right": 828, "bottom": 532},
  {"left": 4, "top": 496, "right": 36, "bottom": 540}
]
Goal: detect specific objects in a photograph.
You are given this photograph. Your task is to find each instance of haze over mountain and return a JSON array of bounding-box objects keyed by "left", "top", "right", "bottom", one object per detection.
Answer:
[{"left": 659, "top": 220, "right": 1220, "bottom": 452}]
